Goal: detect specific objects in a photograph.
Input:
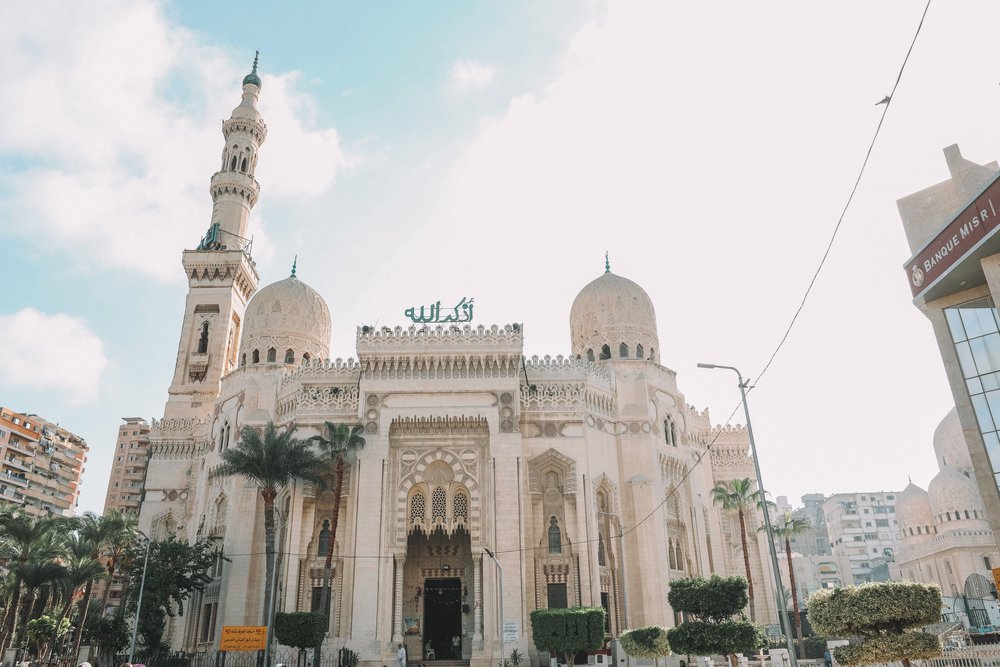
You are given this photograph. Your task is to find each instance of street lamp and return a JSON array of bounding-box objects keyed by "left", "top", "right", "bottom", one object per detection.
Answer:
[
  {"left": 129, "top": 530, "right": 152, "bottom": 663},
  {"left": 696, "top": 363, "right": 798, "bottom": 667},
  {"left": 597, "top": 511, "right": 629, "bottom": 667},
  {"left": 483, "top": 547, "right": 504, "bottom": 667}
]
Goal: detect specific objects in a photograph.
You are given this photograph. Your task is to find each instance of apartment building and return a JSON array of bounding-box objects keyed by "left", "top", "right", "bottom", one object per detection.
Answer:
[
  {"left": 824, "top": 491, "right": 901, "bottom": 585},
  {"left": 0, "top": 407, "right": 88, "bottom": 516},
  {"left": 102, "top": 417, "right": 150, "bottom": 515}
]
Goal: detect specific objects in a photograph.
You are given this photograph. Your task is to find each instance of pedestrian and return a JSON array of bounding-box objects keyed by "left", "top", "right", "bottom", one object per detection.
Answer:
[
  {"left": 451, "top": 635, "right": 460, "bottom": 659},
  {"left": 397, "top": 643, "right": 407, "bottom": 667},
  {"left": 824, "top": 648, "right": 833, "bottom": 667}
]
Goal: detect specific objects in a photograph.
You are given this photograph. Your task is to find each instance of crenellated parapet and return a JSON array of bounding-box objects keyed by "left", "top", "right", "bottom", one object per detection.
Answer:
[
  {"left": 210, "top": 171, "right": 260, "bottom": 208},
  {"left": 223, "top": 116, "right": 267, "bottom": 144},
  {"left": 357, "top": 323, "right": 523, "bottom": 352},
  {"left": 522, "top": 354, "right": 612, "bottom": 382},
  {"left": 282, "top": 357, "right": 362, "bottom": 383},
  {"left": 277, "top": 384, "right": 360, "bottom": 420},
  {"left": 151, "top": 416, "right": 209, "bottom": 435},
  {"left": 520, "top": 381, "right": 615, "bottom": 418}
]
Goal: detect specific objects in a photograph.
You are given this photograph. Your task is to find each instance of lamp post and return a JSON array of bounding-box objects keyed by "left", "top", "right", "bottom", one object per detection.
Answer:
[
  {"left": 696, "top": 363, "right": 798, "bottom": 667},
  {"left": 483, "top": 547, "right": 503, "bottom": 667},
  {"left": 265, "top": 512, "right": 293, "bottom": 667},
  {"left": 597, "top": 511, "right": 629, "bottom": 667},
  {"left": 129, "top": 531, "right": 152, "bottom": 663}
]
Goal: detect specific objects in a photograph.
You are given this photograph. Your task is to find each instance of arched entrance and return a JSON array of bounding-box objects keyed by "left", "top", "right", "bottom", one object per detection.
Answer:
[{"left": 404, "top": 529, "right": 472, "bottom": 661}]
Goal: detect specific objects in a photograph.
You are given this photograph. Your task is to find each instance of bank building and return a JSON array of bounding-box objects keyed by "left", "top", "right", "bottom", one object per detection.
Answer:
[{"left": 138, "top": 58, "right": 780, "bottom": 665}]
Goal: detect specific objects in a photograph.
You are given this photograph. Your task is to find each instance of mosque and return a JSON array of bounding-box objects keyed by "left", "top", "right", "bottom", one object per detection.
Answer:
[{"left": 137, "top": 57, "right": 780, "bottom": 665}]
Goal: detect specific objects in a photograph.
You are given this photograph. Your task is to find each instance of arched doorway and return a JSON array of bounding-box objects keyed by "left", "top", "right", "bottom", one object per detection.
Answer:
[{"left": 404, "top": 529, "right": 472, "bottom": 660}]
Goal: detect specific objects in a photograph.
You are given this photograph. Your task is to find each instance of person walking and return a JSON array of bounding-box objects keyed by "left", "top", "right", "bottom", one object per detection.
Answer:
[{"left": 398, "top": 643, "right": 407, "bottom": 667}]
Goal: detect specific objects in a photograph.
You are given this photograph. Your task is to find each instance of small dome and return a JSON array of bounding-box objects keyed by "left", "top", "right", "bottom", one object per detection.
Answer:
[
  {"left": 570, "top": 269, "right": 659, "bottom": 362},
  {"left": 242, "top": 52, "right": 262, "bottom": 89},
  {"left": 895, "top": 482, "right": 933, "bottom": 540},
  {"left": 934, "top": 407, "right": 973, "bottom": 473},
  {"left": 239, "top": 274, "right": 330, "bottom": 366},
  {"left": 928, "top": 467, "right": 987, "bottom": 524}
]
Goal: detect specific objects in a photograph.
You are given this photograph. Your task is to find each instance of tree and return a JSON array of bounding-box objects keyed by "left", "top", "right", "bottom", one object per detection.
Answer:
[
  {"left": 82, "top": 612, "right": 130, "bottom": 661},
  {"left": 667, "top": 576, "right": 766, "bottom": 666},
  {"left": 620, "top": 626, "right": 670, "bottom": 667},
  {"left": 808, "top": 582, "right": 942, "bottom": 667},
  {"left": 124, "top": 534, "right": 220, "bottom": 656},
  {"left": 211, "top": 422, "right": 325, "bottom": 625},
  {"left": 0, "top": 511, "right": 63, "bottom": 655},
  {"left": 762, "top": 513, "right": 811, "bottom": 657},
  {"left": 530, "top": 607, "right": 606, "bottom": 666},
  {"left": 97, "top": 509, "right": 138, "bottom": 612},
  {"left": 310, "top": 422, "right": 365, "bottom": 665},
  {"left": 275, "top": 611, "right": 327, "bottom": 666},
  {"left": 711, "top": 479, "right": 763, "bottom": 621},
  {"left": 26, "top": 613, "right": 70, "bottom": 660},
  {"left": 71, "top": 510, "right": 127, "bottom": 662}
]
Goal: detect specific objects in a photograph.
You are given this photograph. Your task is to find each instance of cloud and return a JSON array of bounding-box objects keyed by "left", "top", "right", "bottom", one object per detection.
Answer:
[
  {"left": 0, "top": 308, "right": 106, "bottom": 404},
  {"left": 449, "top": 59, "right": 496, "bottom": 91},
  {"left": 0, "top": 1, "right": 347, "bottom": 282}
]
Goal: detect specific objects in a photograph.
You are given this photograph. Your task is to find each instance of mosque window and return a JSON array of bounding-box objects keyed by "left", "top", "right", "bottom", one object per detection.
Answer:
[
  {"left": 230, "top": 156, "right": 238, "bottom": 171},
  {"left": 908, "top": 527, "right": 913, "bottom": 536},
  {"left": 598, "top": 534, "right": 606, "bottom": 566},
  {"left": 548, "top": 517, "right": 562, "bottom": 554},
  {"left": 197, "top": 322, "right": 209, "bottom": 354},
  {"left": 600, "top": 344, "right": 611, "bottom": 360},
  {"left": 223, "top": 424, "right": 230, "bottom": 451},
  {"left": 946, "top": 512, "right": 951, "bottom": 521},
  {"left": 267, "top": 348, "right": 276, "bottom": 363},
  {"left": 619, "top": 343, "right": 628, "bottom": 358},
  {"left": 966, "top": 510, "right": 971, "bottom": 519},
  {"left": 410, "top": 492, "right": 425, "bottom": 524},
  {"left": 285, "top": 349, "right": 294, "bottom": 364},
  {"left": 303, "top": 353, "right": 311, "bottom": 363},
  {"left": 252, "top": 350, "right": 260, "bottom": 364},
  {"left": 432, "top": 487, "right": 447, "bottom": 522},
  {"left": 318, "top": 519, "right": 331, "bottom": 556},
  {"left": 586, "top": 349, "right": 595, "bottom": 362},
  {"left": 985, "top": 556, "right": 993, "bottom": 570},
  {"left": 240, "top": 353, "right": 246, "bottom": 367},
  {"left": 218, "top": 428, "right": 225, "bottom": 453},
  {"left": 916, "top": 526, "right": 922, "bottom": 535},
  {"left": 668, "top": 538, "right": 676, "bottom": 569},
  {"left": 240, "top": 157, "right": 247, "bottom": 173},
  {"left": 925, "top": 524, "right": 930, "bottom": 534},
  {"left": 650, "top": 347, "right": 656, "bottom": 362},
  {"left": 636, "top": 344, "right": 644, "bottom": 359},
  {"left": 454, "top": 492, "right": 468, "bottom": 523}
]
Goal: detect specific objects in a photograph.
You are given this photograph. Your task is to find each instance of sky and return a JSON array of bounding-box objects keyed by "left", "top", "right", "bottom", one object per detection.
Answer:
[{"left": 1, "top": 0, "right": 998, "bottom": 515}]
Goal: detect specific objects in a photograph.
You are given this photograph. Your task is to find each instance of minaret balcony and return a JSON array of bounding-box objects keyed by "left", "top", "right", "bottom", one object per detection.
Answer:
[{"left": 188, "top": 353, "right": 210, "bottom": 383}]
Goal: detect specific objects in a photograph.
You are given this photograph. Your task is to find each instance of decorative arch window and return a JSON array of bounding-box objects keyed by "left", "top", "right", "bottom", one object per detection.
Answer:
[
  {"left": 946, "top": 512, "right": 952, "bottom": 521},
  {"left": 676, "top": 542, "right": 683, "bottom": 568},
  {"left": 410, "top": 492, "right": 426, "bottom": 525},
  {"left": 230, "top": 156, "right": 238, "bottom": 170},
  {"left": 650, "top": 348, "right": 656, "bottom": 362},
  {"left": 908, "top": 527, "right": 914, "bottom": 536},
  {"left": 985, "top": 556, "right": 993, "bottom": 570},
  {"left": 432, "top": 487, "right": 447, "bottom": 523},
  {"left": 218, "top": 427, "right": 225, "bottom": 453},
  {"left": 600, "top": 344, "right": 611, "bottom": 360},
  {"left": 916, "top": 526, "right": 922, "bottom": 535},
  {"left": 598, "top": 534, "right": 607, "bottom": 566},
  {"left": 267, "top": 348, "right": 276, "bottom": 363},
  {"left": 252, "top": 349, "right": 260, "bottom": 364},
  {"left": 619, "top": 343, "right": 628, "bottom": 358},
  {"left": 668, "top": 538, "right": 677, "bottom": 569},
  {"left": 586, "top": 349, "right": 595, "bottom": 362},
  {"left": 240, "top": 353, "right": 246, "bottom": 367},
  {"left": 636, "top": 344, "right": 644, "bottom": 359},
  {"left": 318, "top": 519, "right": 331, "bottom": 556},
  {"left": 664, "top": 417, "right": 677, "bottom": 447},
  {"left": 453, "top": 492, "right": 469, "bottom": 524},
  {"left": 966, "top": 510, "right": 971, "bottom": 519},
  {"left": 240, "top": 157, "right": 248, "bottom": 172},
  {"left": 285, "top": 349, "right": 295, "bottom": 364},
  {"left": 223, "top": 424, "right": 231, "bottom": 451},
  {"left": 925, "top": 524, "right": 930, "bottom": 534},
  {"left": 197, "top": 322, "right": 209, "bottom": 354},
  {"left": 548, "top": 517, "right": 562, "bottom": 554},
  {"left": 303, "top": 352, "right": 311, "bottom": 363}
]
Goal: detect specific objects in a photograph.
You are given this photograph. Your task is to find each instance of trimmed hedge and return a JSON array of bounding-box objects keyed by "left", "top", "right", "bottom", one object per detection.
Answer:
[
  {"left": 667, "top": 576, "right": 749, "bottom": 622},
  {"left": 620, "top": 626, "right": 670, "bottom": 659},
  {"left": 530, "top": 607, "right": 606, "bottom": 666},
  {"left": 667, "top": 620, "right": 765, "bottom": 657},
  {"left": 834, "top": 633, "right": 941, "bottom": 667},
  {"left": 274, "top": 611, "right": 328, "bottom": 650}
]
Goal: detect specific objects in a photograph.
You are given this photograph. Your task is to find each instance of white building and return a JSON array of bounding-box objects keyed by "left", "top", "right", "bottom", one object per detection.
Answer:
[
  {"left": 823, "top": 491, "right": 901, "bottom": 585},
  {"left": 136, "top": 58, "right": 781, "bottom": 666}
]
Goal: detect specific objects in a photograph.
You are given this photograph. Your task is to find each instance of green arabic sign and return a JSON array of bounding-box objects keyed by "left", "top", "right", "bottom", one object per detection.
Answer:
[{"left": 405, "top": 297, "right": 474, "bottom": 324}]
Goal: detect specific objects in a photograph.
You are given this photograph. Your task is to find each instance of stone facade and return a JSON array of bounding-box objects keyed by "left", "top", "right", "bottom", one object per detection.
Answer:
[{"left": 137, "top": 62, "right": 781, "bottom": 666}]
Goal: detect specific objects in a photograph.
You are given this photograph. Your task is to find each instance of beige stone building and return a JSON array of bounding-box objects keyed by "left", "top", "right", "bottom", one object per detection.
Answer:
[
  {"left": 137, "top": 59, "right": 781, "bottom": 665},
  {"left": 891, "top": 408, "right": 1000, "bottom": 633},
  {"left": 0, "top": 407, "right": 88, "bottom": 516}
]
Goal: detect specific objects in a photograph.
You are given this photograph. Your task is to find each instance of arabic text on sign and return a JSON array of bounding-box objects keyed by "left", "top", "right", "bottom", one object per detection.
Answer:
[
  {"left": 404, "top": 297, "right": 474, "bottom": 324},
  {"left": 220, "top": 626, "right": 268, "bottom": 651}
]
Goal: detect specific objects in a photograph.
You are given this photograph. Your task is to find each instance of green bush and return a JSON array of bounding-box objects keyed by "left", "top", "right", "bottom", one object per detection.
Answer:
[
  {"left": 274, "top": 611, "right": 328, "bottom": 650},
  {"left": 668, "top": 620, "right": 765, "bottom": 657},
  {"left": 807, "top": 582, "right": 943, "bottom": 667},
  {"left": 667, "top": 576, "right": 749, "bottom": 622},
  {"left": 620, "top": 626, "right": 670, "bottom": 659},
  {"left": 530, "top": 607, "right": 606, "bottom": 666}
]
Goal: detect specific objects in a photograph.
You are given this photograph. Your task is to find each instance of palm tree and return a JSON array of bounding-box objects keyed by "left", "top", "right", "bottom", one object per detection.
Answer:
[
  {"left": 211, "top": 422, "right": 325, "bottom": 624},
  {"left": 14, "top": 559, "right": 67, "bottom": 653},
  {"left": 57, "top": 534, "right": 105, "bottom": 630},
  {"left": 711, "top": 478, "right": 764, "bottom": 621},
  {"left": 310, "top": 422, "right": 365, "bottom": 667},
  {"left": 98, "top": 510, "right": 137, "bottom": 611},
  {"left": 766, "top": 514, "right": 812, "bottom": 657},
  {"left": 0, "top": 511, "right": 62, "bottom": 654},
  {"left": 70, "top": 511, "right": 126, "bottom": 663}
]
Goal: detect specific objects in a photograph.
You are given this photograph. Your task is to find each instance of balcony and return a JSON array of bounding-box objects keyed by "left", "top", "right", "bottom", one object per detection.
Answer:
[
  {"left": 5, "top": 440, "right": 33, "bottom": 456},
  {"left": 3, "top": 472, "right": 28, "bottom": 487},
  {"left": 3, "top": 458, "right": 29, "bottom": 472}
]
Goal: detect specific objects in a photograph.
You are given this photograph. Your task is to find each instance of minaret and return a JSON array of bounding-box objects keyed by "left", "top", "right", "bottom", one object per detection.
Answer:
[{"left": 163, "top": 54, "right": 266, "bottom": 419}]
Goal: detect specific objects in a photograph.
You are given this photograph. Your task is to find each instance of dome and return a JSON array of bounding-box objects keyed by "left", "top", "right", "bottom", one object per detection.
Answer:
[
  {"left": 239, "top": 273, "right": 330, "bottom": 366},
  {"left": 570, "top": 269, "right": 659, "bottom": 362},
  {"left": 934, "top": 407, "right": 973, "bottom": 473},
  {"left": 242, "top": 52, "right": 262, "bottom": 89},
  {"left": 895, "top": 482, "right": 933, "bottom": 540},
  {"left": 928, "top": 466, "right": 987, "bottom": 524}
]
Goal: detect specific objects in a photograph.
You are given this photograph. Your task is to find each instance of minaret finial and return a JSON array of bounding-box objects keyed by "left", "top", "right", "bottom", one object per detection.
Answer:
[
  {"left": 605, "top": 251, "right": 610, "bottom": 273},
  {"left": 252, "top": 50, "right": 259, "bottom": 74},
  {"left": 242, "top": 50, "right": 262, "bottom": 88},
  {"left": 291, "top": 255, "right": 297, "bottom": 278}
]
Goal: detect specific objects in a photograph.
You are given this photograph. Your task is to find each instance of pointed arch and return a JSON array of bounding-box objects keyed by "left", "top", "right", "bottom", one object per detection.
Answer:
[
  {"left": 636, "top": 343, "right": 644, "bottom": 359},
  {"left": 619, "top": 343, "right": 628, "bottom": 358},
  {"left": 600, "top": 344, "right": 611, "bottom": 360},
  {"left": 528, "top": 448, "right": 577, "bottom": 495}
]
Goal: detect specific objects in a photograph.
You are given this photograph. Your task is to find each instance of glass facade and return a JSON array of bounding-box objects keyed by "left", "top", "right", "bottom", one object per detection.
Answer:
[{"left": 945, "top": 296, "right": 1000, "bottom": 488}]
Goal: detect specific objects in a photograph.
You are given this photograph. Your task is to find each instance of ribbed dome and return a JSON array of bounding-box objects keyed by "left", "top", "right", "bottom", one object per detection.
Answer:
[
  {"left": 934, "top": 407, "right": 973, "bottom": 473},
  {"left": 570, "top": 270, "right": 659, "bottom": 362},
  {"left": 239, "top": 274, "right": 330, "bottom": 366},
  {"left": 896, "top": 482, "right": 933, "bottom": 540},
  {"left": 928, "top": 467, "right": 986, "bottom": 523}
]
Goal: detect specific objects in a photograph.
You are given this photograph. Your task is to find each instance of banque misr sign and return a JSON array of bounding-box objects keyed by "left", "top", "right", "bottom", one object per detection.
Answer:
[{"left": 906, "top": 172, "right": 1000, "bottom": 299}]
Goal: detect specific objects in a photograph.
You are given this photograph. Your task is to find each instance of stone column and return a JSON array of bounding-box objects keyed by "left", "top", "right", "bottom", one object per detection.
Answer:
[
  {"left": 393, "top": 554, "right": 405, "bottom": 644},
  {"left": 473, "top": 553, "right": 483, "bottom": 641}
]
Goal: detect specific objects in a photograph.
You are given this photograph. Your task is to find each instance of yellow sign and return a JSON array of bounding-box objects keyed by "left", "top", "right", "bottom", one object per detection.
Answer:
[
  {"left": 992, "top": 567, "right": 1000, "bottom": 592},
  {"left": 220, "top": 626, "right": 267, "bottom": 651}
]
